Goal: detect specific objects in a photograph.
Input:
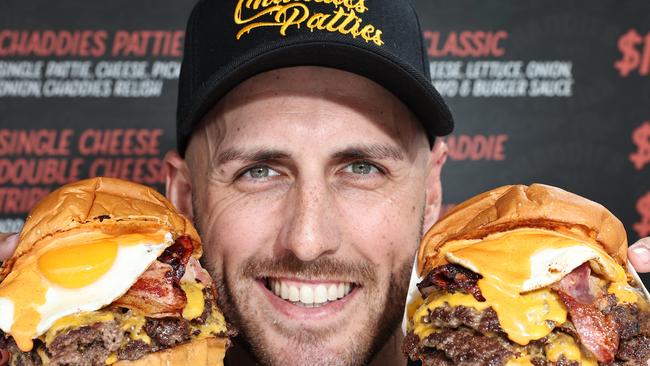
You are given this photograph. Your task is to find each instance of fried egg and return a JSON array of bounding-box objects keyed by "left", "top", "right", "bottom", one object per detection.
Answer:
[
  {"left": 444, "top": 228, "right": 627, "bottom": 294},
  {"left": 0, "top": 230, "right": 173, "bottom": 351}
]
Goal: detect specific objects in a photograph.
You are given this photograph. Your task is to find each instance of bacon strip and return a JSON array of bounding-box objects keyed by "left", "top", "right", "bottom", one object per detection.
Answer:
[
  {"left": 157, "top": 235, "right": 193, "bottom": 281},
  {"left": 181, "top": 256, "right": 213, "bottom": 286},
  {"left": 418, "top": 264, "right": 485, "bottom": 301},
  {"left": 556, "top": 291, "right": 619, "bottom": 362},
  {"left": 556, "top": 263, "right": 596, "bottom": 304},
  {"left": 114, "top": 261, "right": 187, "bottom": 317},
  {"left": 554, "top": 264, "right": 619, "bottom": 363}
]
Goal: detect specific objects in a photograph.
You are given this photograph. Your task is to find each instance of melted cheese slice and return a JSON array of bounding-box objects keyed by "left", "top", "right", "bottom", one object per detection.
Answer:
[
  {"left": 121, "top": 311, "right": 151, "bottom": 344},
  {"left": 608, "top": 282, "right": 640, "bottom": 304},
  {"left": 414, "top": 228, "right": 627, "bottom": 348},
  {"left": 181, "top": 281, "right": 205, "bottom": 320},
  {"left": 544, "top": 332, "right": 597, "bottom": 365},
  {"left": 503, "top": 332, "right": 598, "bottom": 366}
]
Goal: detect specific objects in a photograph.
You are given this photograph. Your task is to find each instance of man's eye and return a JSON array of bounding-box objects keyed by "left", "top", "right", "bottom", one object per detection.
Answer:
[
  {"left": 241, "top": 166, "right": 280, "bottom": 179},
  {"left": 344, "top": 161, "right": 381, "bottom": 175}
]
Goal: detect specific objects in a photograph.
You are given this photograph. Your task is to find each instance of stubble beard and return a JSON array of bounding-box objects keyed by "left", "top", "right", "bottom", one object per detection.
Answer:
[
  {"left": 195, "top": 194, "right": 426, "bottom": 366},
  {"left": 209, "top": 254, "right": 413, "bottom": 366}
]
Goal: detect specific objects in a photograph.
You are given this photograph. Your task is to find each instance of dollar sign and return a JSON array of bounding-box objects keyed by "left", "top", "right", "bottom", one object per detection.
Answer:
[
  {"left": 630, "top": 122, "right": 650, "bottom": 170},
  {"left": 615, "top": 30, "right": 643, "bottom": 77},
  {"left": 634, "top": 192, "right": 650, "bottom": 238}
]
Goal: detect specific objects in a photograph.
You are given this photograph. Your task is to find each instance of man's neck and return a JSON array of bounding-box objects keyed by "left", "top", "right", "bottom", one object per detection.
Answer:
[
  {"left": 368, "top": 328, "right": 407, "bottom": 366},
  {"left": 224, "top": 329, "right": 407, "bottom": 365}
]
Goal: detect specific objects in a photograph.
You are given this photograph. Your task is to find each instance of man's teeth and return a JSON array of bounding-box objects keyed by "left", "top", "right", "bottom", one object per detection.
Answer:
[{"left": 268, "top": 279, "right": 353, "bottom": 306}]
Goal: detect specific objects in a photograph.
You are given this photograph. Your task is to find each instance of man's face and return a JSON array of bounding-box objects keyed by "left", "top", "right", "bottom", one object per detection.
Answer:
[{"left": 171, "top": 67, "right": 443, "bottom": 365}]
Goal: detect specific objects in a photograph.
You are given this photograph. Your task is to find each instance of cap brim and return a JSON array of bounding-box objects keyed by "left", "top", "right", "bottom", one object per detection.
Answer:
[{"left": 178, "top": 39, "right": 454, "bottom": 155}]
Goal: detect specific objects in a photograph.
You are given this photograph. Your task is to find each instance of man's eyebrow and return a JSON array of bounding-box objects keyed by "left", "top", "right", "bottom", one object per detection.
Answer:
[
  {"left": 332, "top": 144, "right": 405, "bottom": 161},
  {"left": 215, "top": 148, "right": 290, "bottom": 165}
]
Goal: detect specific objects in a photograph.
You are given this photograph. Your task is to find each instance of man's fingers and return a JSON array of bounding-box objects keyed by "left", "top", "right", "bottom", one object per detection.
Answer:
[
  {"left": 0, "top": 348, "right": 9, "bottom": 365},
  {"left": 629, "top": 237, "right": 650, "bottom": 273},
  {"left": 0, "top": 233, "right": 18, "bottom": 262}
]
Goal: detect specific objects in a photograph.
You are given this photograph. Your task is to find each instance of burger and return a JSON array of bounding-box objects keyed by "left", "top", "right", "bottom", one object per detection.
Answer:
[
  {"left": 403, "top": 184, "right": 650, "bottom": 365},
  {"left": 0, "top": 177, "right": 233, "bottom": 366}
]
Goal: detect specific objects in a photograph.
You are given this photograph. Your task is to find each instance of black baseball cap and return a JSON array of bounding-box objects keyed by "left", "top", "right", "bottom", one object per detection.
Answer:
[{"left": 176, "top": 0, "right": 454, "bottom": 156}]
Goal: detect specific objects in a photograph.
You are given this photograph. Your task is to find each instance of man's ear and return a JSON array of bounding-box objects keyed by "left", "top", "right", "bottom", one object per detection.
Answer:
[
  {"left": 164, "top": 150, "right": 194, "bottom": 221},
  {"left": 422, "top": 139, "right": 448, "bottom": 234}
]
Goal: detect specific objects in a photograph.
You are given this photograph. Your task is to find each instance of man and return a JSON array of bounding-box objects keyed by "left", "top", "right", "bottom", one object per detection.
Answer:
[
  {"left": 2, "top": 1, "right": 650, "bottom": 366},
  {"left": 165, "top": 64, "right": 448, "bottom": 365},
  {"left": 164, "top": 1, "right": 451, "bottom": 364}
]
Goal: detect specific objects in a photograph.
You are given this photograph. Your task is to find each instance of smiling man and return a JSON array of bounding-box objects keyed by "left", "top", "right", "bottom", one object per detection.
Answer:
[
  {"left": 165, "top": 65, "right": 447, "bottom": 365},
  {"left": 161, "top": 1, "right": 454, "bottom": 364}
]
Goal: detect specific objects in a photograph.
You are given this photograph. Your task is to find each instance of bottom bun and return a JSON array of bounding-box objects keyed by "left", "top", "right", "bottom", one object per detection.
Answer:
[{"left": 113, "top": 337, "right": 228, "bottom": 366}]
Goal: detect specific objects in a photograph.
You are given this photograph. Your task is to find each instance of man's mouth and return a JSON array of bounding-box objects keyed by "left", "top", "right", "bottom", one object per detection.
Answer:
[{"left": 264, "top": 278, "right": 356, "bottom": 308}]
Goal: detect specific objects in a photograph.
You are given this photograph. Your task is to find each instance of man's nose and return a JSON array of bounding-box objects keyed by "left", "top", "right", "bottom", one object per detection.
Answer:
[{"left": 279, "top": 180, "right": 340, "bottom": 262}]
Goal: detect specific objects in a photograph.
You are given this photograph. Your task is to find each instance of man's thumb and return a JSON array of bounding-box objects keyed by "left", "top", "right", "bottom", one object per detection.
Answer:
[
  {"left": 629, "top": 237, "right": 650, "bottom": 273},
  {"left": 0, "top": 233, "right": 18, "bottom": 262}
]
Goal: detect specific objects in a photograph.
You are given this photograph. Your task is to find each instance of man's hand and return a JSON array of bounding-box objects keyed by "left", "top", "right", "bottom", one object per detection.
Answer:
[
  {"left": 0, "top": 233, "right": 18, "bottom": 262},
  {"left": 629, "top": 237, "right": 650, "bottom": 273}
]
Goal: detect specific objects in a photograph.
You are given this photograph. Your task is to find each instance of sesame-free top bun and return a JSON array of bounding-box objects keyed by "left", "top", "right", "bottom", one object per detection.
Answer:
[
  {"left": 113, "top": 337, "right": 228, "bottom": 366},
  {"left": 417, "top": 184, "right": 628, "bottom": 276},
  {"left": 0, "top": 177, "right": 201, "bottom": 279}
]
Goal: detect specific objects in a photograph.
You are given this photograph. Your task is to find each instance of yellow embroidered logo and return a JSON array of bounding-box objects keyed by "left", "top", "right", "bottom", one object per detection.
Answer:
[{"left": 234, "top": 0, "right": 384, "bottom": 46}]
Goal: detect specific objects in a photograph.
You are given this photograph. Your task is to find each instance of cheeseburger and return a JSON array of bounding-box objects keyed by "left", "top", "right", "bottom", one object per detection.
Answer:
[
  {"left": 404, "top": 184, "right": 650, "bottom": 365},
  {"left": 0, "top": 177, "right": 233, "bottom": 366}
]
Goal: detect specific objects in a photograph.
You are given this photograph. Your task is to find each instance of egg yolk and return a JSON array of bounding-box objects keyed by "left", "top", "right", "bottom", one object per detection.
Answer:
[{"left": 37, "top": 241, "right": 118, "bottom": 289}]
